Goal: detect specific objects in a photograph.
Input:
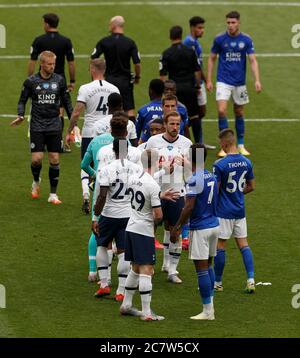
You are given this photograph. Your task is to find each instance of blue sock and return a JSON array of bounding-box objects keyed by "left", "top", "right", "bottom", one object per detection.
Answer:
[
  {"left": 218, "top": 116, "right": 228, "bottom": 132},
  {"left": 235, "top": 116, "right": 245, "bottom": 145},
  {"left": 197, "top": 269, "right": 211, "bottom": 304},
  {"left": 208, "top": 265, "right": 215, "bottom": 297},
  {"left": 214, "top": 249, "right": 226, "bottom": 282},
  {"left": 88, "top": 233, "right": 97, "bottom": 272},
  {"left": 240, "top": 246, "right": 254, "bottom": 279},
  {"left": 181, "top": 224, "right": 189, "bottom": 239}
]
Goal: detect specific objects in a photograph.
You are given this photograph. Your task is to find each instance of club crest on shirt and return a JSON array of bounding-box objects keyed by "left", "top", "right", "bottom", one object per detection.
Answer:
[
  {"left": 238, "top": 41, "right": 245, "bottom": 49},
  {"left": 230, "top": 42, "right": 237, "bottom": 47},
  {"left": 167, "top": 145, "right": 173, "bottom": 151},
  {"left": 51, "top": 83, "right": 58, "bottom": 90},
  {"left": 43, "top": 83, "right": 49, "bottom": 89}
]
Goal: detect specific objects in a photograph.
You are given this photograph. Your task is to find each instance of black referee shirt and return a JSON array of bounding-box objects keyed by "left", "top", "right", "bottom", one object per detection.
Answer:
[
  {"left": 91, "top": 33, "right": 140, "bottom": 79},
  {"left": 30, "top": 32, "right": 74, "bottom": 75},
  {"left": 159, "top": 43, "right": 201, "bottom": 85}
]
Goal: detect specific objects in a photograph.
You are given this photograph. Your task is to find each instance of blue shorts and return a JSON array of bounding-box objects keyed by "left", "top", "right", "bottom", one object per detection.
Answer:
[
  {"left": 96, "top": 216, "right": 129, "bottom": 249},
  {"left": 161, "top": 196, "right": 185, "bottom": 227},
  {"left": 125, "top": 231, "right": 156, "bottom": 265}
]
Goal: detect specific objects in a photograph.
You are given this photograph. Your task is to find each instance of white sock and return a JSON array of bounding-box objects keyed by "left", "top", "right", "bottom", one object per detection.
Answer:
[
  {"left": 96, "top": 246, "right": 109, "bottom": 288},
  {"left": 163, "top": 230, "right": 170, "bottom": 269},
  {"left": 215, "top": 281, "right": 222, "bottom": 286},
  {"left": 81, "top": 169, "right": 90, "bottom": 199},
  {"left": 139, "top": 274, "right": 152, "bottom": 316},
  {"left": 116, "top": 252, "right": 130, "bottom": 295},
  {"left": 168, "top": 241, "right": 182, "bottom": 275},
  {"left": 123, "top": 269, "right": 139, "bottom": 308},
  {"left": 247, "top": 278, "right": 255, "bottom": 284},
  {"left": 107, "top": 249, "right": 113, "bottom": 282},
  {"left": 203, "top": 302, "right": 213, "bottom": 314},
  {"left": 238, "top": 144, "right": 244, "bottom": 149}
]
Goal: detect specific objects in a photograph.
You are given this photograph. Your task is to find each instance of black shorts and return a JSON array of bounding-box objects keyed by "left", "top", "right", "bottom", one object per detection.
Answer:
[
  {"left": 161, "top": 196, "right": 185, "bottom": 227},
  {"left": 30, "top": 131, "right": 63, "bottom": 153},
  {"left": 125, "top": 231, "right": 156, "bottom": 265},
  {"left": 106, "top": 75, "right": 135, "bottom": 111},
  {"left": 95, "top": 216, "right": 129, "bottom": 249},
  {"left": 176, "top": 84, "right": 199, "bottom": 118}
]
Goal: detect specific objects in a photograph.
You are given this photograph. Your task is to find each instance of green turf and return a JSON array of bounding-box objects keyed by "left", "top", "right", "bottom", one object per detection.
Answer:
[{"left": 0, "top": 0, "right": 300, "bottom": 338}]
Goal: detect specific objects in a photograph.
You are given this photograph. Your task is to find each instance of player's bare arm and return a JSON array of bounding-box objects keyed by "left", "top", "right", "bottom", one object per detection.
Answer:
[
  {"left": 206, "top": 52, "right": 217, "bottom": 92},
  {"left": 248, "top": 54, "right": 262, "bottom": 93}
]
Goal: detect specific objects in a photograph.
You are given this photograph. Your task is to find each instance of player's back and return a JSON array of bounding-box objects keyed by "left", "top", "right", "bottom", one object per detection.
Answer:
[
  {"left": 97, "top": 143, "right": 141, "bottom": 169},
  {"left": 213, "top": 154, "right": 254, "bottom": 219},
  {"left": 98, "top": 159, "right": 142, "bottom": 218},
  {"left": 126, "top": 171, "right": 161, "bottom": 237},
  {"left": 78, "top": 80, "right": 119, "bottom": 137},
  {"left": 186, "top": 169, "right": 219, "bottom": 230}
]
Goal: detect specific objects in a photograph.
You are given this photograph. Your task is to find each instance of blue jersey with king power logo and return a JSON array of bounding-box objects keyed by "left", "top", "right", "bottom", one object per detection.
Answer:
[
  {"left": 213, "top": 154, "right": 254, "bottom": 219},
  {"left": 211, "top": 32, "right": 255, "bottom": 86},
  {"left": 186, "top": 169, "right": 219, "bottom": 230}
]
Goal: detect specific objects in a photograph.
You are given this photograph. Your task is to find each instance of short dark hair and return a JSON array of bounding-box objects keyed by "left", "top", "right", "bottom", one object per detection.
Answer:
[
  {"left": 110, "top": 111, "right": 128, "bottom": 137},
  {"left": 162, "top": 94, "right": 178, "bottom": 105},
  {"left": 43, "top": 13, "right": 59, "bottom": 28},
  {"left": 112, "top": 137, "right": 128, "bottom": 159},
  {"left": 189, "top": 16, "right": 205, "bottom": 27},
  {"left": 170, "top": 25, "right": 182, "bottom": 40},
  {"left": 190, "top": 143, "right": 207, "bottom": 165},
  {"left": 141, "top": 149, "right": 159, "bottom": 170},
  {"left": 226, "top": 11, "right": 240, "bottom": 20},
  {"left": 149, "top": 79, "right": 165, "bottom": 96},
  {"left": 218, "top": 128, "right": 235, "bottom": 139},
  {"left": 108, "top": 92, "right": 122, "bottom": 110},
  {"left": 150, "top": 117, "right": 163, "bottom": 126}
]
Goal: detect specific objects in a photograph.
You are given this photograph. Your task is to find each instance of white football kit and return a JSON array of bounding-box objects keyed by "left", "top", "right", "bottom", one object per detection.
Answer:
[
  {"left": 76, "top": 79, "right": 119, "bottom": 138},
  {"left": 145, "top": 133, "right": 192, "bottom": 196},
  {"left": 98, "top": 159, "right": 142, "bottom": 218},
  {"left": 126, "top": 171, "right": 161, "bottom": 238}
]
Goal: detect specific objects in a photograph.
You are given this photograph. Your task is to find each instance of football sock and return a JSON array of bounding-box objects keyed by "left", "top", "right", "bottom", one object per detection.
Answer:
[
  {"left": 168, "top": 241, "right": 182, "bottom": 275},
  {"left": 49, "top": 164, "right": 59, "bottom": 194},
  {"left": 116, "top": 252, "right": 130, "bottom": 295},
  {"left": 191, "top": 117, "right": 202, "bottom": 144},
  {"left": 81, "top": 169, "right": 90, "bottom": 200},
  {"left": 88, "top": 233, "right": 97, "bottom": 273},
  {"left": 235, "top": 116, "right": 245, "bottom": 145},
  {"left": 197, "top": 269, "right": 212, "bottom": 306},
  {"left": 214, "top": 249, "right": 226, "bottom": 283},
  {"left": 96, "top": 246, "right": 109, "bottom": 288},
  {"left": 107, "top": 249, "right": 113, "bottom": 283},
  {"left": 162, "top": 230, "right": 170, "bottom": 269},
  {"left": 240, "top": 246, "right": 254, "bottom": 279},
  {"left": 208, "top": 265, "right": 216, "bottom": 298},
  {"left": 31, "top": 163, "right": 41, "bottom": 183},
  {"left": 181, "top": 224, "right": 189, "bottom": 239},
  {"left": 139, "top": 274, "right": 152, "bottom": 316},
  {"left": 123, "top": 269, "right": 139, "bottom": 307},
  {"left": 218, "top": 116, "right": 228, "bottom": 132}
]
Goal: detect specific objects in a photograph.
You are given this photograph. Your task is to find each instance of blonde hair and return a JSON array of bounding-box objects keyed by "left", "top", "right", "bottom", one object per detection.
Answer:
[
  {"left": 110, "top": 15, "right": 125, "bottom": 28},
  {"left": 39, "top": 50, "right": 56, "bottom": 62}
]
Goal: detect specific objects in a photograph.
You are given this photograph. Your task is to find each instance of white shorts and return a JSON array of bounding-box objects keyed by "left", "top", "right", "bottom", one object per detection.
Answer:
[
  {"left": 189, "top": 226, "right": 220, "bottom": 260},
  {"left": 197, "top": 83, "right": 207, "bottom": 106},
  {"left": 219, "top": 217, "right": 247, "bottom": 239},
  {"left": 216, "top": 82, "right": 249, "bottom": 105}
]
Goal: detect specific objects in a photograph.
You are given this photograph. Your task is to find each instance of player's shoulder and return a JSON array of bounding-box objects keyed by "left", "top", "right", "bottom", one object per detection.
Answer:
[
  {"left": 240, "top": 32, "right": 253, "bottom": 41},
  {"left": 179, "top": 134, "right": 192, "bottom": 145},
  {"left": 177, "top": 101, "right": 187, "bottom": 112},
  {"left": 214, "top": 31, "right": 227, "bottom": 41},
  {"left": 213, "top": 156, "right": 227, "bottom": 168},
  {"left": 146, "top": 133, "right": 163, "bottom": 146},
  {"left": 183, "top": 34, "right": 194, "bottom": 45}
]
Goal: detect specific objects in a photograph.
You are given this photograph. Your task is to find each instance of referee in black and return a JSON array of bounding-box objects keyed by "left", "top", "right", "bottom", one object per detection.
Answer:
[
  {"left": 91, "top": 15, "right": 141, "bottom": 123},
  {"left": 159, "top": 25, "right": 202, "bottom": 143},
  {"left": 28, "top": 13, "right": 76, "bottom": 151},
  {"left": 11, "top": 51, "right": 73, "bottom": 205}
]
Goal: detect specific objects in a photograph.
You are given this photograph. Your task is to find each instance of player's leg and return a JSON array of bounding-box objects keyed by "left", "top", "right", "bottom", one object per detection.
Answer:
[
  {"left": 234, "top": 218, "right": 255, "bottom": 293},
  {"left": 47, "top": 151, "right": 61, "bottom": 204},
  {"left": 167, "top": 198, "right": 185, "bottom": 283},
  {"left": 208, "top": 226, "right": 219, "bottom": 303},
  {"left": 120, "top": 233, "right": 142, "bottom": 316},
  {"left": 233, "top": 86, "right": 250, "bottom": 155},
  {"left": 114, "top": 219, "right": 131, "bottom": 301},
  {"left": 189, "top": 229, "right": 215, "bottom": 320},
  {"left": 81, "top": 138, "right": 93, "bottom": 214},
  {"left": 216, "top": 82, "right": 231, "bottom": 157},
  {"left": 30, "top": 131, "right": 45, "bottom": 199},
  {"left": 88, "top": 232, "right": 97, "bottom": 282}
]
